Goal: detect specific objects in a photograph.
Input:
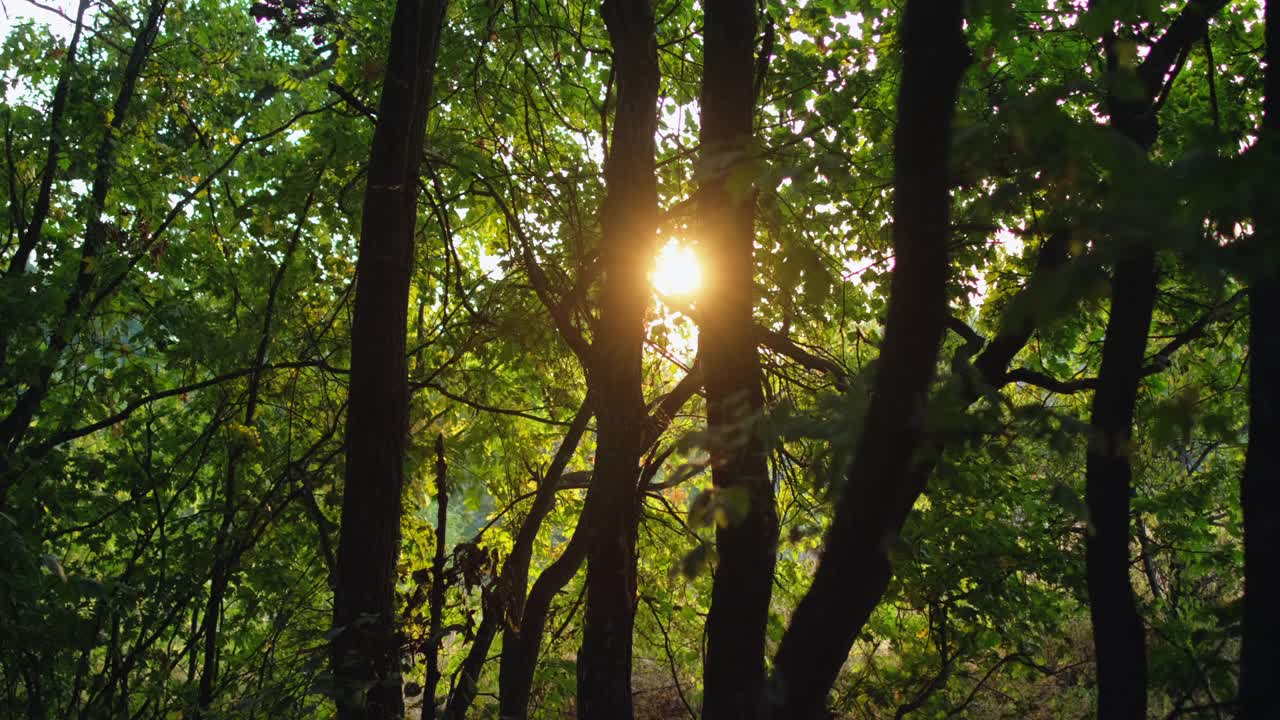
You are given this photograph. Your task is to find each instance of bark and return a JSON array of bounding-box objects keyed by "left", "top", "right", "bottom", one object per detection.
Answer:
[
  {"left": 697, "top": 2, "right": 778, "bottom": 718},
  {"left": 767, "top": 5, "right": 970, "bottom": 718},
  {"left": 575, "top": 2, "right": 660, "bottom": 719},
  {"left": 423, "top": 436, "right": 449, "bottom": 720},
  {"left": 1239, "top": 0, "right": 1280, "bottom": 713},
  {"left": 331, "top": 0, "right": 447, "bottom": 717}
]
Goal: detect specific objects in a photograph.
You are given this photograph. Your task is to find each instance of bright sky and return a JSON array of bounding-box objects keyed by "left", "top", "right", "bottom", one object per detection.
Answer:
[
  {"left": 0, "top": 0, "right": 78, "bottom": 41},
  {"left": 2, "top": 0, "right": 83, "bottom": 106}
]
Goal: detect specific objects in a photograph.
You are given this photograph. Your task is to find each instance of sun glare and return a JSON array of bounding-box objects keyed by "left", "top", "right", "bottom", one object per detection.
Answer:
[{"left": 653, "top": 239, "right": 702, "bottom": 297}]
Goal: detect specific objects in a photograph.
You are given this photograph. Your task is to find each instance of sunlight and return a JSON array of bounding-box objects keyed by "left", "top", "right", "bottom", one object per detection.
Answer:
[{"left": 652, "top": 239, "right": 702, "bottom": 298}]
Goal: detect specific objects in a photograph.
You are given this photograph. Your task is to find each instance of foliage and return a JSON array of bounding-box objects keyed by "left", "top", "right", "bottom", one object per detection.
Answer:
[{"left": 0, "top": 0, "right": 1270, "bottom": 717}]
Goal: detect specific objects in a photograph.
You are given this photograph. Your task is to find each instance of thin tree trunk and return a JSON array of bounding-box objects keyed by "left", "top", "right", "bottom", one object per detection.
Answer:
[
  {"left": 1083, "top": 249, "right": 1155, "bottom": 720},
  {"left": 698, "top": 2, "right": 778, "bottom": 718},
  {"left": 1077, "top": 2, "right": 1224, "bottom": 709},
  {"left": 3, "top": 0, "right": 91, "bottom": 280},
  {"left": 442, "top": 398, "right": 593, "bottom": 720},
  {"left": 575, "top": 2, "right": 660, "bottom": 718},
  {"left": 1240, "top": 0, "right": 1280, "bottom": 713},
  {"left": 331, "top": 0, "right": 447, "bottom": 716},
  {"left": 423, "top": 435, "right": 449, "bottom": 720},
  {"left": 768, "top": 5, "right": 969, "bottom": 718},
  {"left": 499, "top": 368, "right": 700, "bottom": 719},
  {"left": 500, "top": 522, "right": 589, "bottom": 719},
  {"left": 499, "top": 398, "right": 593, "bottom": 633}
]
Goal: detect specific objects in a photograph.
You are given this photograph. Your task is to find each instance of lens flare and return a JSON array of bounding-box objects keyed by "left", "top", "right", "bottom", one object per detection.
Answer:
[{"left": 653, "top": 239, "right": 702, "bottom": 297}]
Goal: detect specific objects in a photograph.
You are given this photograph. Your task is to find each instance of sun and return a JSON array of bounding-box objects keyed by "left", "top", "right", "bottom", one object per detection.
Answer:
[{"left": 652, "top": 239, "right": 702, "bottom": 298}]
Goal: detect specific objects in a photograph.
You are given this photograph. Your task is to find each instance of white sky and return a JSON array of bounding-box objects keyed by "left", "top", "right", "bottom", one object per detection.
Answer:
[{"left": 0, "top": 0, "right": 78, "bottom": 42}]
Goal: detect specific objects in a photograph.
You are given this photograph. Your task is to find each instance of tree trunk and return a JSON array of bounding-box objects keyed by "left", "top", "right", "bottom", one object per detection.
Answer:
[
  {"left": 500, "top": 523, "right": 589, "bottom": 719},
  {"left": 574, "top": 2, "right": 660, "bottom": 718},
  {"left": 3, "top": 0, "right": 91, "bottom": 281},
  {"left": 753, "top": 4, "right": 1222, "bottom": 714},
  {"left": 1240, "top": 0, "right": 1280, "bottom": 714},
  {"left": 698, "top": 2, "right": 778, "bottom": 718},
  {"left": 500, "top": 367, "right": 698, "bottom": 719},
  {"left": 1075, "top": 4, "right": 1225, "bottom": 710},
  {"left": 331, "top": 0, "right": 447, "bottom": 717},
  {"left": 422, "top": 435, "right": 449, "bottom": 720},
  {"left": 442, "top": 399, "right": 592, "bottom": 720},
  {"left": 1083, "top": 250, "right": 1155, "bottom": 720},
  {"left": 196, "top": 189, "right": 312, "bottom": 717},
  {"left": 767, "top": 5, "right": 969, "bottom": 718}
]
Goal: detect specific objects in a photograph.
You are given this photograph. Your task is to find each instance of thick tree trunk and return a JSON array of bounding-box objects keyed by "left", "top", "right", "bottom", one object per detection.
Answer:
[
  {"left": 574, "top": 3, "right": 660, "bottom": 719},
  {"left": 698, "top": 2, "right": 778, "bottom": 719},
  {"left": 767, "top": 5, "right": 969, "bottom": 719},
  {"left": 331, "top": 0, "right": 446, "bottom": 717},
  {"left": 1240, "top": 0, "right": 1280, "bottom": 714}
]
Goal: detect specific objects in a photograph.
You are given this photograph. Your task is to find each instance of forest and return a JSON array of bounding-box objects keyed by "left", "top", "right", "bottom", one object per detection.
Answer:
[{"left": 0, "top": 0, "right": 1277, "bottom": 717}]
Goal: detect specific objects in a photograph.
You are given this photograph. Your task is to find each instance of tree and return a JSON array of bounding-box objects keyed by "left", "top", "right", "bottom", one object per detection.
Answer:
[
  {"left": 768, "top": 4, "right": 970, "bottom": 716},
  {"left": 330, "top": 0, "right": 447, "bottom": 715},
  {"left": 697, "top": 1, "right": 778, "bottom": 718},
  {"left": 1240, "top": 0, "right": 1280, "bottom": 714},
  {"left": 0, "top": 0, "right": 1273, "bottom": 718},
  {"left": 574, "top": 2, "right": 661, "bottom": 717}
]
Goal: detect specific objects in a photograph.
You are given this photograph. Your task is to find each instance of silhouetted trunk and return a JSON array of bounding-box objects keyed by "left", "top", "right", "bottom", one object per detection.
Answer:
[
  {"left": 768, "top": 5, "right": 969, "bottom": 718},
  {"left": 1075, "top": 4, "right": 1225, "bottom": 710},
  {"left": 498, "top": 398, "right": 593, "bottom": 635},
  {"left": 574, "top": 3, "right": 660, "bottom": 719},
  {"left": 441, "top": 399, "right": 592, "bottom": 720},
  {"left": 1083, "top": 249, "right": 1154, "bottom": 720},
  {"left": 423, "top": 435, "right": 449, "bottom": 720},
  {"left": 500, "top": 368, "right": 699, "bottom": 719},
  {"left": 501, "top": 523, "right": 589, "bottom": 718},
  {"left": 698, "top": 2, "right": 778, "bottom": 718},
  {"left": 331, "top": 0, "right": 447, "bottom": 717},
  {"left": 1240, "top": 0, "right": 1280, "bottom": 714}
]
